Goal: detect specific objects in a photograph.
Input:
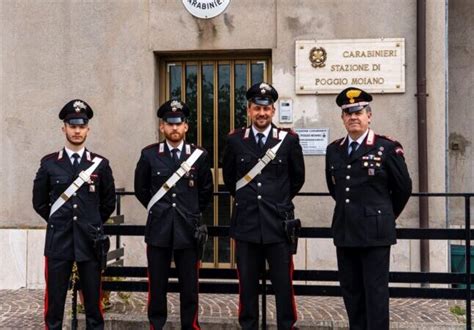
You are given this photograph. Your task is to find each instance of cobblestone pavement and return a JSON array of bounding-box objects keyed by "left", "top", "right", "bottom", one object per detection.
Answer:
[{"left": 0, "top": 289, "right": 469, "bottom": 329}]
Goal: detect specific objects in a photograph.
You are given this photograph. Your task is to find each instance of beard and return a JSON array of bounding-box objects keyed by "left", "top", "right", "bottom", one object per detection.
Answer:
[
  {"left": 164, "top": 131, "right": 185, "bottom": 143},
  {"left": 66, "top": 134, "right": 87, "bottom": 146},
  {"left": 252, "top": 116, "right": 271, "bottom": 130}
]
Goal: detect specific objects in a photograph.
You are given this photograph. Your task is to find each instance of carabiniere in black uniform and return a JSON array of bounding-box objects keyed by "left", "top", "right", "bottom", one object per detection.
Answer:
[
  {"left": 32, "top": 99, "right": 116, "bottom": 330},
  {"left": 222, "top": 82, "right": 305, "bottom": 330},
  {"left": 325, "top": 87, "right": 412, "bottom": 330},
  {"left": 134, "top": 100, "right": 213, "bottom": 330}
]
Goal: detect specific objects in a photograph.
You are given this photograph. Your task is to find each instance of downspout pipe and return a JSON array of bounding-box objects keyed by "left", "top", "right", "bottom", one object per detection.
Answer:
[{"left": 417, "top": 0, "right": 430, "bottom": 275}]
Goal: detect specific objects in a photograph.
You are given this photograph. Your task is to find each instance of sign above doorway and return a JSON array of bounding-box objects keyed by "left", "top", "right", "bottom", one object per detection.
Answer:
[{"left": 182, "top": 0, "right": 231, "bottom": 19}]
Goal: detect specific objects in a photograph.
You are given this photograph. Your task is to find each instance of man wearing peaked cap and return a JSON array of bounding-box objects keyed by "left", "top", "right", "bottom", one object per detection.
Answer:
[
  {"left": 157, "top": 99, "right": 190, "bottom": 124},
  {"left": 245, "top": 81, "right": 279, "bottom": 106},
  {"left": 223, "top": 82, "right": 305, "bottom": 329},
  {"left": 134, "top": 99, "right": 213, "bottom": 329},
  {"left": 335, "top": 86, "right": 373, "bottom": 112},
  {"left": 325, "top": 87, "right": 412, "bottom": 329},
  {"left": 58, "top": 99, "right": 94, "bottom": 125},
  {"left": 33, "top": 99, "right": 116, "bottom": 329}
]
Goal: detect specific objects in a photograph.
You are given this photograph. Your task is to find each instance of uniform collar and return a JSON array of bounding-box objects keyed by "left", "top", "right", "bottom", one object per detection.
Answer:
[
  {"left": 348, "top": 129, "right": 369, "bottom": 146},
  {"left": 166, "top": 140, "right": 184, "bottom": 152},
  {"left": 64, "top": 146, "right": 85, "bottom": 160},
  {"left": 251, "top": 124, "right": 272, "bottom": 140}
]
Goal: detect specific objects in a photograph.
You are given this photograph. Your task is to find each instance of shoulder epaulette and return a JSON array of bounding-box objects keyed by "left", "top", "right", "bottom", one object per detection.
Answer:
[
  {"left": 190, "top": 143, "right": 204, "bottom": 150},
  {"left": 280, "top": 127, "right": 297, "bottom": 136},
  {"left": 190, "top": 143, "right": 207, "bottom": 155},
  {"left": 228, "top": 127, "right": 245, "bottom": 136},
  {"left": 41, "top": 152, "right": 58, "bottom": 162},
  {"left": 330, "top": 137, "right": 344, "bottom": 145},
  {"left": 88, "top": 151, "right": 108, "bottom": 161},
  {"left": 376, "top": 134, "right": 399, "bottom": 143},
  {"left": 376, "top": 134, "right": 405, "bottom": 155},
  {"left": 143, "top": 142, "right": 160, "bottom": 151}
]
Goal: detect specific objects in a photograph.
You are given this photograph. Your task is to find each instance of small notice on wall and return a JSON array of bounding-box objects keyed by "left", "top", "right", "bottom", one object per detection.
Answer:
[
  {"left": 295, "top": 38, "right": 405, "bottom": 94},
  {"left": 295, "top": 128, "right": 329, "bottom": 155}
]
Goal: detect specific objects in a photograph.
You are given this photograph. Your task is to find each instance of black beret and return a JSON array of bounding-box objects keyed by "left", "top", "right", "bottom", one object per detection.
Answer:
[
  {"left": 157, "top": 100, "right": 190, "bottom": 124},
  {"left": 59, "top": 99, "right": 93, "bottom": 125},
  {"left": 246, "top": 82, "right": 278, "bottom": 106},
  {"left": 336, "top": 87, "right": 373, "bottom": 113}
]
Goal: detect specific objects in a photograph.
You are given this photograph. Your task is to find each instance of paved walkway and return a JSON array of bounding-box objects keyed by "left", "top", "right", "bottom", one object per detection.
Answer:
[{"left": 0, "top": 289, "right": 469, "bottom": 329}]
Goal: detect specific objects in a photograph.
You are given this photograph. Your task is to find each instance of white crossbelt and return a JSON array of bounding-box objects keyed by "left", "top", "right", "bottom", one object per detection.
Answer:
[
  {"left": 147, "top": 148, "right": 204, "bottom": 212},
  {"left": 49, "top": 157, "right": 103, "bottom": 217},
  {"left": 236, "top": 130, "right": 288, "bottom": 191}
]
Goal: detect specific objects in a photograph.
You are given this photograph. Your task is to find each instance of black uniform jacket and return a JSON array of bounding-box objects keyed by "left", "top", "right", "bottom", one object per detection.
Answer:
[
  {"left": 134, "top": 141, "right": 213, "bottom": 249},
  {"left": 32, "top": 149, "right": 116, "bottom": 261},
  {"left": 222, "top": 125, "right": 305, "bottom": 244},
  {"left": 325, "top": 130, "right": 412, "bottom": 247}
]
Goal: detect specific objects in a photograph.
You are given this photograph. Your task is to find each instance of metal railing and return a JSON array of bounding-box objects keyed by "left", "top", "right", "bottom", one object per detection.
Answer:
[{"left": 98, "top": 191, "right": 473, "bottom": 328}]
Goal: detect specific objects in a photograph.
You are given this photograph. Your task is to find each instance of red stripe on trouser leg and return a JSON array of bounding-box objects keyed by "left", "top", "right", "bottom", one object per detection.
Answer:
[
  {"left": 99, "top": 274, "right": 104, "bottom": 317},
  {"left": 44, "top": 257, "right": 49, "bottom": 330},
  {"left": 192, "top": 260, "right": 201, "bottom": 330},
  {"left": 146, "top": 245, "right": 155, "bottom": 330},
  {"left": 236, "top": 266, "right": 242, "bottom": 320},
  {"left": 234, "top": 240, "right": 242, "bottom": 320},
  {"left": 289, "top": 257, "right": 297, "bottom": 329}
]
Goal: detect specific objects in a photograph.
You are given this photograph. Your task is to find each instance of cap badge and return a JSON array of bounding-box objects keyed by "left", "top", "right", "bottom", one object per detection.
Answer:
[
  {"left": 259, "top": 83, "right": 271, "bottom": 94},
  {"left": 170, "top": 100, "right": 183, "bottom": 112},
  {"left": 346, "top": 90, "right": 362, "bottom": 104},
  {"left": 73, "top": 100, "right": 86, "bottom": 113}
]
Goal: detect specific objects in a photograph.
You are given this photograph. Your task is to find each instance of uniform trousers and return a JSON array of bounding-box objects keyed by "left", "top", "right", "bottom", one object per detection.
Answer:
[
  {"left": 336, "top": 246, "right": 391, "bottom": 330},
  {"left": 147, "top": 245, "right": 200, "bottom": 330},
  {"left": 236, "top": 240, "right": 297, "bottom": 330},
  {"left": 44, "top": 257, "right": 103, "bottom": 330}
]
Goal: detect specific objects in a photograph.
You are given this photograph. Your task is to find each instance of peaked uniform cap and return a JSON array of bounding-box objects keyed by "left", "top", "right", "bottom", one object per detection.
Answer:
[
  {"left": 59, "top": 99, "right": 93, "bottom": 125},
  {"left": 246, "top": 82, "right": 279, "bottom": 106},
  {"left": 157, "top": 100, "right": 190, "bottom": 124},
  {"left": 336, "top": 87, "right": 373, "bottom": 113}
]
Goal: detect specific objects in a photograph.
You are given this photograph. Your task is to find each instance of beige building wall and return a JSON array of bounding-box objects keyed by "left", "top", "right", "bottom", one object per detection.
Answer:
[
  {"left": 0, "top": 0, "right": 470, "bottom": 288},
  {"left": 1, "top": 0, "right": 155, "bottom": 229},
  {"left": 448, "top": 0, "right": 474, "bottom": 225}
]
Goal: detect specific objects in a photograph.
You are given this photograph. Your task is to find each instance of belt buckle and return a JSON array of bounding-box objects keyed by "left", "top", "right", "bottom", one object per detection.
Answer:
[
  {"left": 180, "top": 162, "right": 191, "bottom": 173},
  {"left": 266, "top": 149, "right": 276, "bottom": 160},
  {"left": 79, "top": 171, "right": 89, "bottom": 182}
]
